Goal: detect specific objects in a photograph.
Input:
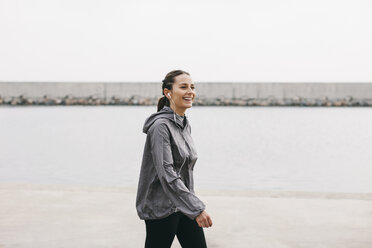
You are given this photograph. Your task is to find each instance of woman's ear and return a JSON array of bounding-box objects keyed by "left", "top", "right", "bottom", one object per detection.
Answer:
[{"left": 164, "top": 90, "right": 170, "bottom": 99}]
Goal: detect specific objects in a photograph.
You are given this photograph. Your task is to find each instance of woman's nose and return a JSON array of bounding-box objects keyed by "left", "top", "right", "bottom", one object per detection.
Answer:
[{"left": 186, "top": 87, "right": 194, "bottom": 94}]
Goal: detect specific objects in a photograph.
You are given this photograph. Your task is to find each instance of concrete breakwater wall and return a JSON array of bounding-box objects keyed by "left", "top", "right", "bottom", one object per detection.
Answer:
[{"left": 1, "top": 82, "right": 372, "bottom": 106}]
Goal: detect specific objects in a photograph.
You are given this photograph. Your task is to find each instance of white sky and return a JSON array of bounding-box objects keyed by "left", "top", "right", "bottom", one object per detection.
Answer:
[{"left": 0, "top": 0, "right": 371, "bottom": 82}]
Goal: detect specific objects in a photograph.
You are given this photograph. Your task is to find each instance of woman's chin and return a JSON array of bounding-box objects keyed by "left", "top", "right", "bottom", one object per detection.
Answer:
[
  {"left": 185, "top": 103, "right": 193, "bottom": 108},
  {"left": 177, "top": 102, "right": 193, "bottom": 109}
]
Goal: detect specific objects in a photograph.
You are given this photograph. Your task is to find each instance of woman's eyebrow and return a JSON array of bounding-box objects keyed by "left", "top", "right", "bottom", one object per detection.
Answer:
[{"left": 179, "top": 83, "right": 195, "bottom": 86}]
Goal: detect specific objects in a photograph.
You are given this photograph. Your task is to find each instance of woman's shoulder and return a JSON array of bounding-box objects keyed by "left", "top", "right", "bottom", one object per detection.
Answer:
[{"left": 147, "top": 118, "right": 172, "bottom": 133}]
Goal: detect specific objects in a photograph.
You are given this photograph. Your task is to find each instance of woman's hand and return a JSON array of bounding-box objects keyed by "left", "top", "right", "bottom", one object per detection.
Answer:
[{"left": 196, "top": 210, "right": 213, "bottom": 228}]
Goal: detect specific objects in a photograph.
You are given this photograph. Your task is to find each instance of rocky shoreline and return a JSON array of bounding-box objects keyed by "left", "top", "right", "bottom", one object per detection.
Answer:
[{"left": 1, "top": 94, "right": 372, "bottom": 107}]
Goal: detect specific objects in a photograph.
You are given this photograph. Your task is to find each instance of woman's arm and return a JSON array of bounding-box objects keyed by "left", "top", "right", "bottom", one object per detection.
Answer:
[{"left": 149, "top": 122, "right": 206, "bottom": 220}]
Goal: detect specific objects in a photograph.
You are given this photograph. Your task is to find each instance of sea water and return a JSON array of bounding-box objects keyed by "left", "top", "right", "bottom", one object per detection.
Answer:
[{"left": 1, "top": 106, "right": 371, "bottom": 193}]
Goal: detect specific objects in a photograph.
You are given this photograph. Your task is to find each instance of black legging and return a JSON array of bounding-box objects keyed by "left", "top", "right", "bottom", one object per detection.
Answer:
[{"left": 144, "top": 212, "right": 207, "bottom": 248}]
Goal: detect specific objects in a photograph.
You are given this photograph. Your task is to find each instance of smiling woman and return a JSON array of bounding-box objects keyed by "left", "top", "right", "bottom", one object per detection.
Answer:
[
  {"left": 136, "top": 70, "right": 212, "bottom": 247},
  {"left": 157, "top": 70, "right": 196, "bottom": 114}
]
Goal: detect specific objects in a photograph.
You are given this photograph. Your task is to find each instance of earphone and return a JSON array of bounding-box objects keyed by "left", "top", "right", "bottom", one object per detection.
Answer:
[{"left": 167, "top": 93, "right": 171, "bottom": 98}]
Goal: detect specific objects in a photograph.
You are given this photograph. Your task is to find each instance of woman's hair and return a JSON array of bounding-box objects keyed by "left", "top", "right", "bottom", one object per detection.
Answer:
[{"left": 157, "top": 70, "right": 190, "bottom": 112}]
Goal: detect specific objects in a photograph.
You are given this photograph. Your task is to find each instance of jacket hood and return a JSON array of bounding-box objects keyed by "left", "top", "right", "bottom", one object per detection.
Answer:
[{"left": 143, "top": 106, "right": 188, "bottom": 134}]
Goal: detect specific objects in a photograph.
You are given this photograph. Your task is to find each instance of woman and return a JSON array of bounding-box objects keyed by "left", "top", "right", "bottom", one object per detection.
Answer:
[{"left": 136, "top": 70, "right": 213, "bottom": 248}]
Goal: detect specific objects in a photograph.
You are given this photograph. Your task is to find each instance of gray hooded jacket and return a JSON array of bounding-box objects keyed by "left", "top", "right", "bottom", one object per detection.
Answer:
[{"left": 136, "top": 106, "right": 206, "bottom": 220}]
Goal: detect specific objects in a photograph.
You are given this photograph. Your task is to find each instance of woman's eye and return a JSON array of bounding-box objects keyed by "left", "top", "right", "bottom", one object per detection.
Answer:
[{"left": 181, "top": 86, "right": 195, "bottom": 89}]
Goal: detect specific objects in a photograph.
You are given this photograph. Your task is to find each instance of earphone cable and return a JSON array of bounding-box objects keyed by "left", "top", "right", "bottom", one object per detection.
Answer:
[{"left": 168, "top": 95, "right": 187, "bottom": 177}]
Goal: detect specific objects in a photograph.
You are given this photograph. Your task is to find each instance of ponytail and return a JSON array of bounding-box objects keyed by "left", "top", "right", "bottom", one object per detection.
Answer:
[{"left": 157, "top": 95, "right": 170, "bottom": 112}]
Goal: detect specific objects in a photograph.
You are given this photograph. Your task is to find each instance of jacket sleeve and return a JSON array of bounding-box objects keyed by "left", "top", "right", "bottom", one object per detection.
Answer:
[{"left": 149, "top": 123, "right": 206, "bottom": 220}]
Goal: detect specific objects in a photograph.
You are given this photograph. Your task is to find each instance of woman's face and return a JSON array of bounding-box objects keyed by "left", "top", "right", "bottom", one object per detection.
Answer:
[{"left": 167, "top": 73, "right": 196, "bottom": 111}]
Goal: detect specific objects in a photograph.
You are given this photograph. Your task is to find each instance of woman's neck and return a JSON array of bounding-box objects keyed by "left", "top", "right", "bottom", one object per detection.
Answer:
[{"left": 170, "top": 105, "right": 185, "bottom": 116}]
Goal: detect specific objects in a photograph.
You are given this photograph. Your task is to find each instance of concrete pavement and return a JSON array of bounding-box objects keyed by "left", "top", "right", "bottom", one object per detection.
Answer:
[{"left": 1, "top": 183, "right": 371, "bottom": 248}]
